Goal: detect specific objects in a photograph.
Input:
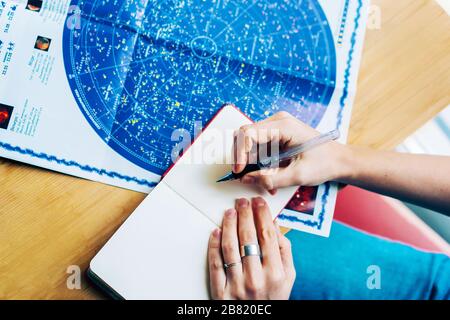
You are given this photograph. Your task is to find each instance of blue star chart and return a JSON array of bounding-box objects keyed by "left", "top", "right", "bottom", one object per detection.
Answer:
[{"left": 63, "top": 0, "right": 337, "bottom": 175}]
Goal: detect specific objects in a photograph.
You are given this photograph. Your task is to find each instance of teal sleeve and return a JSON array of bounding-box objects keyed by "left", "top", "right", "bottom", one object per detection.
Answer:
[{"left": 286, "top": 222, "right": 450, "bottom": 300}]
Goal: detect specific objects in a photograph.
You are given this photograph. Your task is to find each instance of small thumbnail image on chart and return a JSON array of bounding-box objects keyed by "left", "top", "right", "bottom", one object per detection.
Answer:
[
  {"left": 0, "top": 104, "right": 14, "bottom": 130},
  {"left": 285, "top": 187, "right": 318, "bottom": 215},
  {"left": 26, "top": 0, "right": 43, "bottom": 12},
  {"left": 34, "top": 36, "right": 51, "bottom": 52}
]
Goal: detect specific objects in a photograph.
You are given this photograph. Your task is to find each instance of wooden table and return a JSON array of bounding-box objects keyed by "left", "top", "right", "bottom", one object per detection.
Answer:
[{"left": 1, "top": 0, "right": 449, "bottom": 299}]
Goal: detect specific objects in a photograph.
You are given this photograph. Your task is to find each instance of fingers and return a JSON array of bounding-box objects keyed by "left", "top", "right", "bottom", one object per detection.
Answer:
[
  {"left": 233, "top": 113, "right": 292, "bottom": 174},
  {"left": 236, "top": 198, "right": 262, "bottom": 275},
  {"left": 242, "top": 165, "right": 299, "bottom": 191},
  {"left": 208, "top": 228, "right": 226, "bottom": 299},
  {"left": 221, "top": 209, "right": 243, "bottom": 283},
  {"left": 251, "top": 198, "right": 283, "bottom": 273},
  {"left": 212, "top": 198, "right": 296, "bottom": 300},
  {"left": 275, "top": 224, "right": 296, "bottom": 281},
  {"left": 233, "top": 124, "right": 253, "bottom": 174}
]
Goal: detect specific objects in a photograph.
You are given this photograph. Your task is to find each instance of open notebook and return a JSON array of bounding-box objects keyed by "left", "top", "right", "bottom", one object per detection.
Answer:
[{"left": 89, "top": 104, "right": 298, "bottom": 299}]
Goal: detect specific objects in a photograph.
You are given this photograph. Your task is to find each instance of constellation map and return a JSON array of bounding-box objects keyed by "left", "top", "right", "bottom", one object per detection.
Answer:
[{"left": 63, "top": 0, "right": 337, "bottom": 175}]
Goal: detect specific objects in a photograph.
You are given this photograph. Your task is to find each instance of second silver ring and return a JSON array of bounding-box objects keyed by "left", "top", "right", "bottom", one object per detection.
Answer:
[{"left": 240, "top": 243, "right": 262, "bottom": 258}]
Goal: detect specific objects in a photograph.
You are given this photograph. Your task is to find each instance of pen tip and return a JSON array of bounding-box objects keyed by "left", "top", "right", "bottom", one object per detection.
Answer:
[{"left": 216, "top": 173, "right": 233, "bottom": 183}]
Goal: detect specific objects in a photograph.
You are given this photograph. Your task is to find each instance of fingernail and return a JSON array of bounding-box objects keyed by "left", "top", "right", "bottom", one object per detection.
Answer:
[
  {"left": 241, "top": 176, "right": 255, "bottom": 184},
  {"left": 252, "top": 197, "right": 266, "bottom": 207},
  {"left": 213, "top": 228, "right": 221, "bottom": 238},
  {"left": 225, "top": 208, "right": 236, "bottom": 218},
  {"left": 236, "top": 198, "right": 249, "bottom": 208}
]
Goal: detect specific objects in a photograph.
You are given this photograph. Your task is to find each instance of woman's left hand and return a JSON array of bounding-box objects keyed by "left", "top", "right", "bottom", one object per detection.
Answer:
[{"left": 208, "top": 197, "right": 296, "bottom": 300}]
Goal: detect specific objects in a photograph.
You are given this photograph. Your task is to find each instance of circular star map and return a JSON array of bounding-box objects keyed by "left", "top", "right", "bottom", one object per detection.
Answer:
[{"left": 63, "top": 0, "right": 336, "bottom": 175}]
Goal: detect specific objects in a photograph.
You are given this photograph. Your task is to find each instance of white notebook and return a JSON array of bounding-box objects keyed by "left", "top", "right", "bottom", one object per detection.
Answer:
[{"left": 89, "top": 104, "right": 298, "bottom": 299}]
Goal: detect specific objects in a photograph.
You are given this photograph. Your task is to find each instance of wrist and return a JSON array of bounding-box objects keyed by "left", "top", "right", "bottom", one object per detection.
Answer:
[{"left": 332, "top": 143, "right": 358, "bottom": 183}]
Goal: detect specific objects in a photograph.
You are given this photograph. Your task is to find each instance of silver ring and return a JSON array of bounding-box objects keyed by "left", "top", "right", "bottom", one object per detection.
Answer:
[
  {"left": 224, "top": 261, "right": 242, "bottom": 270},
  {"left": 240, "top": 244, "right": 261, "bottom": 258}
]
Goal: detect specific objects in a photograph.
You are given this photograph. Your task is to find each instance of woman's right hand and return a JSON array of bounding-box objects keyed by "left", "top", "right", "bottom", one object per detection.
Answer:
[{"left": 233, "top": 111, "right": 350, "bottom": 194}]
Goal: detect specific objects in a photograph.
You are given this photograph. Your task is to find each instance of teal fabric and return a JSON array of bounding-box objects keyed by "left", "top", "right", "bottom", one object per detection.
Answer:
[{"left": 286, "top": 222, "right": 450, "bottom": 300}]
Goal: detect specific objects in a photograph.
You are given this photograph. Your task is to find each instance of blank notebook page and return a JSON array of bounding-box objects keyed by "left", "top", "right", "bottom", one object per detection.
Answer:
[{"left": 90, "top": 182, "right": 216, "bottom": 299}]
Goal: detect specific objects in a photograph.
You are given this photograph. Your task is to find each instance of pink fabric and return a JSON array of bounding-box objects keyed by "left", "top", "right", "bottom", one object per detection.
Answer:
[{"left": 334, "top": 186, "right": 450, "bottom": 256}]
